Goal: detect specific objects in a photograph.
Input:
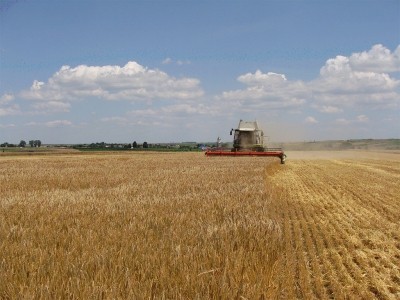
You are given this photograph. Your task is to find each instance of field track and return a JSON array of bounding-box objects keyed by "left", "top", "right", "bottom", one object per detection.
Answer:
[
  {"left": 266, "top": 156, "right": 400, "bottom": 299},
  {"left": 0, "top": 151, "right": 399, "bottom": 298}
]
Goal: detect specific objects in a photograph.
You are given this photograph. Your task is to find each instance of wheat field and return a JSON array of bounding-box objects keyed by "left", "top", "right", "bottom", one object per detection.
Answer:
[{"left": 0, "top": 151, "right": 399, "bottom": 299}]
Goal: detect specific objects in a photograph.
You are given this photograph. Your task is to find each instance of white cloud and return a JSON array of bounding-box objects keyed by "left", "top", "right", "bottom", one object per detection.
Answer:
[
  {"left": 25, "top": 121, "right": 38, "bottom": 126},
  {"left": 0, "top": 123, "right": 16, "bottom": 128},
  {"left": 162, "top": 57, "right": 191, "bottom": 65},
  {"left": 318, "top": 55, "right": 398, "bottom": 91},
  {"left": 123, "top": 103, "right": 219, "bottom": 124},
  {"left": 45, "top": 120, "right": 72, "bottom": 127},
  {"left": 20, "top": 61, "right": 203, "bottom": 103},
  {"left": 219, "top": 44, "right": 400, "bottom": 114},
  {"left": 31, "top": 101, "right": 71, "bottom": 113},
  {"left": 356, "top": 114, "right": 369, "bottom": 123},
  {"left": 335, "top": 115, "right": 369, "bottom": 125},
  {"left": 0, "top": 93, "right": 15, "bottom": 104},
  {"left": 349, "top": 44, "right": 400, "bottom": 73},
  {"left": 3, "top": 45, "right": 399, "bottom": 142},
  {"left": 31, "top": 80, "right": 45, "bottom": 91},
  {"left": 99, "top": 102, "right": 221, "bottom": 130},
  {"left": 161, "top": 103, "right": 218, "bottom": 115},
  {"left": 101, "top": 116, "right": 128, "bottom": 123},
  {"left": 177, "top": 60, "right": 191, "bottom": 65},
  {"left": 305, "top": 116, "right": 318, "bottom": 124},
  {"left": 312, "top": 45, "right": 400, "bottom": 109},
  {"left": 162, "top": 57, "right": 172, "bottom": 64},
  {"left": 313, "top": 105, "right": 343, "bottom": 113},
  {"left": 238, "top": 70, "right": 287, "bottom": 86},
  {"left": 308, "top": 52, "right": 400, "bottom": 107},
  {"left": 23, "top": 120, "right": 72, "bottom": 127},
  {"left": 335, "top": 118, "right": 351, "bottom": 125},
  {"left": 100, "top": 115, "right": 164, "bottom": 127},
  {"left": 127, "top": 109, "right": 158, "bottom": 117},
  {"left": 220, "top": 70, "right": 307, "bottom": 111},
  {"left": 0, "top": 104, "right": 20, "bottom": 116},
  {"left": 0, "top": 93, "right": 20, "bottom": 116}
]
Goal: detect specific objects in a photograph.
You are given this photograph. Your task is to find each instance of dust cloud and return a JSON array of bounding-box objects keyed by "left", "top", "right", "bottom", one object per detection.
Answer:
[{"left": 286, "top": 150, "right": 400, "bottom": 161}]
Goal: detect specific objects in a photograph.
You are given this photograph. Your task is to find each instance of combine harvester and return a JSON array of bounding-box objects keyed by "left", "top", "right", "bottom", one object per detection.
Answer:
[{"left": 205, "top": 120, "right": 287, "bottom": 164}]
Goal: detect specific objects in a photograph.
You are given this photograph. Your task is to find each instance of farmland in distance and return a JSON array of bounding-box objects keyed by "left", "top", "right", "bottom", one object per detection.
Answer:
[{"left": 0, "top": 151, "right": 399, "bottom": 299}]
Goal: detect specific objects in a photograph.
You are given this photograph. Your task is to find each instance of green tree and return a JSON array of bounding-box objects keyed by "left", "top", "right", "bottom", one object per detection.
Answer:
[
  {"left": 132, "top": 141, "right": 138, "bottom": 148},
  {"left": 19, "top": 140, "right": 26, "bottom": 147},
  {"left": 29, "top": 140, "right": 42, "bottom": 147},
  {"left": 143, "top": 141, "right": 148, "bottom": 148}
]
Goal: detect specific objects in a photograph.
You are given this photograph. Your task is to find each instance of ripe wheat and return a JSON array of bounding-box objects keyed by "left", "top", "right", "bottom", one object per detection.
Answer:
[{"left": 0, "top": 153, "right": 281, "bottom": 299}]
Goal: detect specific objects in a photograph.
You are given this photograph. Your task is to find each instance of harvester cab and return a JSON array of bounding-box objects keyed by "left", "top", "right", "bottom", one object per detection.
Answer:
[
  {"left": 230, "top": 120, "right": 265, "bottom": 152},
  {"left": 205, "top": 120, "right": 287, "bottom": 164}
]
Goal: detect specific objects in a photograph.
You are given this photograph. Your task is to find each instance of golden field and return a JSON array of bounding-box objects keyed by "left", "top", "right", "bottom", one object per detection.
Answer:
[{"left": 0, "top": 151, "right": 399, "bottom": 299}]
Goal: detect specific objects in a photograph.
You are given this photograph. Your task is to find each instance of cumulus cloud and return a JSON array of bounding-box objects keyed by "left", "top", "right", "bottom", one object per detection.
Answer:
[
  {"left": 335, "top": 115, "right": 369, "bottom": 125},
  {"left": 313, "top": 105, "right": 343, "bottom": 113},
  {"left": 161, "top": 103, "right": 218, "bottom": 115},
  {"left": 335, "top": 118, "right": 351, "bottom": 125},
  {"left": 162, "top": 58, "right": 172, "bottom": 65},
  {"left": 162, "top": 57, "right": 191, "bottom": 65},
  {"left": 219, "top": 44, "right": 399, "bottom": 115},
  {"left": 349, "top": 44, "right": 400, "bottom": 73},
  {"left": 101, "top": 116, "right": 128, "bottom": 123},
  {"left": 0, "top": 93, "right": 20, "bottom": 116},
  {"left": 0, "top": 123, "right": 15, "bottom": 128},
  {"left": 126, "top": 109, "right": 158, "bottom": 117},
  {"left": 123, "top": 103, "right": 219, "bottom": 124},
  {"left": 101, "top": 115, "right": 164, "bottom": 127},
  {"left": 3, "top": 45, "right": 399, "bottom": 141},
  {"left": 356, "top": 114, "right": 369, "bottom": 123},
  {"left": 20, "top": 61, "right": 203, "bottom": 103},
  {"left": 99, "top": 102, "right": 221, "bottom": 129},
  {"left": 177, "top": 60, "right": 191, "bottom": 65},
  {"left": 0, "top": 104, "right": 20, "bottom": 116},
  {"left": 312, "top": 45, "right": 400, "bottom": 108},
  {"left": 0, "top": 93, "right": 15, "bottom": 104},
  {"left": 317, "top": 55, "right": 398, "bottom": 91},
  {"left": 238, "top": 70, "right": 288, "bottom": 86},
  {"left": 305, "top": 116, "right": 318, "bottom": 124},
  {"left": 220, "top": 70, "right": 307, "bottom": 111},
  {"left": 45, "top": 120, "right": 72, "bottom": 127},
  {"left": 31, "top": 101, "right": 71, "bottom": 113},
  {"left": 23, "top": 120, "right": 72, "bottom": 127}
]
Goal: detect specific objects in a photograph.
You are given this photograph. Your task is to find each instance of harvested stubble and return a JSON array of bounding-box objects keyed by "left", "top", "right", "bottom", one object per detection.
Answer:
[
  {"left": 0, "top": 153, "right": 282, "bottom": 299},
  {"left": 265, "top": 157, "right": 400, "bottom": 299}
]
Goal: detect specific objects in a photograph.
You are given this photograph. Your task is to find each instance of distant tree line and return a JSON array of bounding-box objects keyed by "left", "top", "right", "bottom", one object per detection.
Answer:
[
  {"left": 132, "top": 141, "right": 148, "bottom": 148},
  {"left": 29, "top": 140, "right": 42, "bottom": 147},
  {"left": 1, "top": 140, "right": 42, "bottom": 148},
  {"left": 74, "top": 141, "right": 150, "bottom": 149},
  {"left": 73, "top": 141, "right": 204, "bottom": 151},
  {"left": 1, "top": 139, "right": 218, "bottom": 151}
]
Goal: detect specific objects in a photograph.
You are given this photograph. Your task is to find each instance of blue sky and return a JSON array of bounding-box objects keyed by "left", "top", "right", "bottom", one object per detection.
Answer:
[{"left": 1, "top": 0, "right": 399, "bottom": 144}]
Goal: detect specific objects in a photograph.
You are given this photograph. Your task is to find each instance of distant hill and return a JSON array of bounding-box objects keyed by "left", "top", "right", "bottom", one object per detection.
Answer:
[{"left": 268, "top": 139, "right": 400, "bottom": 151}]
